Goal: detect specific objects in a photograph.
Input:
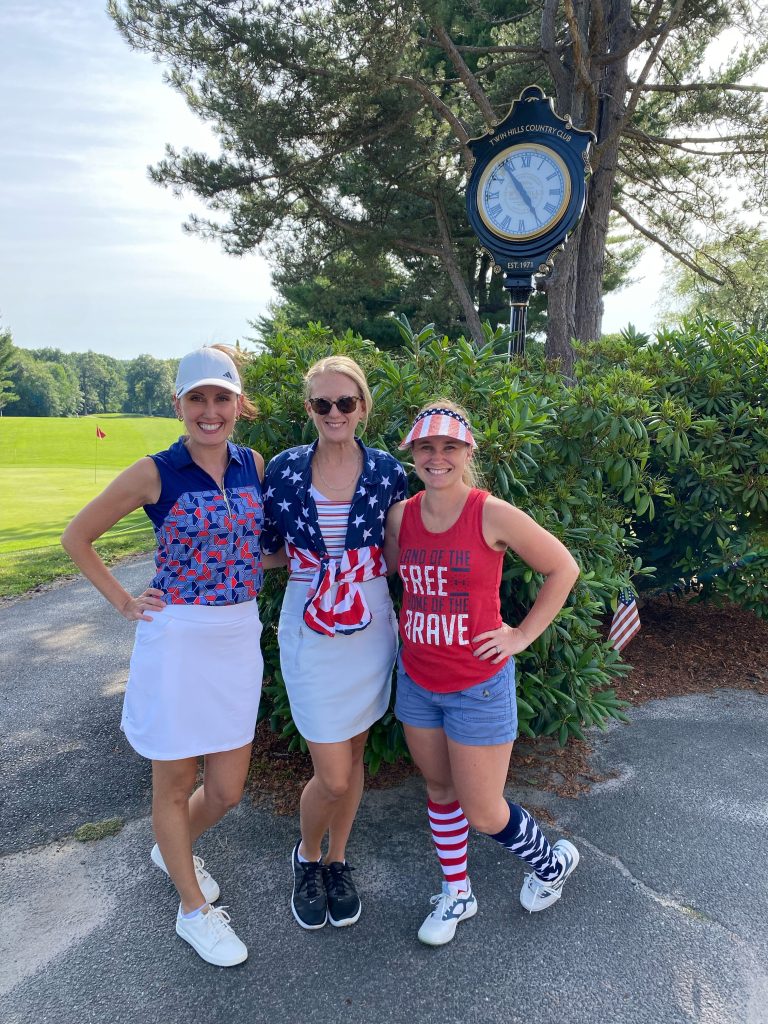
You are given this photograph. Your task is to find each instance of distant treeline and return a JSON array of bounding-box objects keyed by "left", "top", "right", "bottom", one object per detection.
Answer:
[{"left": 2, "top": 342, "right": 178, "bottom": 417}]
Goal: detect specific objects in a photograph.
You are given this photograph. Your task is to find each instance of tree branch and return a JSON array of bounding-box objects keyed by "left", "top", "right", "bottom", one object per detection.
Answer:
[
  {"left": 595, "top": 0, "right": 666, "bottom": 65},
  {"left": 622, "top": 0, "right": 688, "bottom": 132},
  {"left": 563, "top": 0, "right": 594, "bottom": 96},
  {"left": 417, "top": 39, "right": 542, "bottom": 56},
  {"left": 430, "top": 23, "right": 497, "bottom": 128},
  {"left": 624, "top": 129, "right": 757, "bottom": 145},
  {"left": 297, "top": 188, "right": 444, "bottom": 259},
  {"left": 392, "top": 76, "right": 473, "bottom": 169},
  {"left": 433, "top": 190, "right": 484, "bottom": 344},
  {"left": 629, "top": 82, "right": 768, "bottom": 94},
  {"left": 613, "top": 202, "right": 724, "bottom": 284},
  {"left": 541, "top": 0, "right": 569, "bottom": 96}
]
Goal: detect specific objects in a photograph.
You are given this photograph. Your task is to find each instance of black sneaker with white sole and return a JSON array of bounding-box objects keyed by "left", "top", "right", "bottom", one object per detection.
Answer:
[
  {"left": 291, "top": 842, "right": 327, "bottom": 929},
  {"left": 323, "top": 861, "right": 361, "bottom": 927}
]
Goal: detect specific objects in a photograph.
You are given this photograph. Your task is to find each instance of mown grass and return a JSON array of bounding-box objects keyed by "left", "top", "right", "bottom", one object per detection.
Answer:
[{"left": 0, "top": 414, "right": 180, "bottom": 596}]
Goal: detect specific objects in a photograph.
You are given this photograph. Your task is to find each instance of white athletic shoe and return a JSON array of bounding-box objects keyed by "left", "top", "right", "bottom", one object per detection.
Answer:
[
  {"left": 175, "top": 904, "right": 247, "bottom": 967},
  {"left": 417, "top": 882, "right": 478, "bottom": 946},
  {"left": 519, "top": 840, "right": 580, "bottom": 913},
  {"left": 151, "top": 844, "right": 221, "bottom": 904}
]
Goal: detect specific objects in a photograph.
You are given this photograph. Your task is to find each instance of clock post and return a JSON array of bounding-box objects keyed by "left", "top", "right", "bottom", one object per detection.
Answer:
[{"left": 465, "top": 86, "right": 595, "bottom": 358}]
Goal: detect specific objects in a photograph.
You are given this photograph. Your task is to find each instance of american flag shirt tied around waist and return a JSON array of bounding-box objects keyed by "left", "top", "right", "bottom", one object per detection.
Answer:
[{"left": 262, "top": 439, "right": 408, "bottom": 637}]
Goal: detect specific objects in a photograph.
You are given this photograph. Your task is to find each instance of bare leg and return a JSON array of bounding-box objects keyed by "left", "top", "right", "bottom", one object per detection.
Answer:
[
  {"left": 187, "top": 742, "right": 253, "bottom": 842},
  {"left": 152, "top": 757, "right": 206, "bottom": 913},
  {"left": 299, "top": 731, "right": 368, "bottom": 862},
  {"left": 402, "top": 723, "right": 456, "bottom": 804},
  {"left": 446, "top": 737, "right": 515, "bottom": 834},
  {"left": 326, "top": 731, "right": 367, "bottom": 862}
]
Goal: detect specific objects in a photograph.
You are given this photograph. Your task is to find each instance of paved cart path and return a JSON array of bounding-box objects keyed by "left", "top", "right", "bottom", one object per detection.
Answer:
[{"left": 2, "top": 560, "right": 767, "bottom": 1024}]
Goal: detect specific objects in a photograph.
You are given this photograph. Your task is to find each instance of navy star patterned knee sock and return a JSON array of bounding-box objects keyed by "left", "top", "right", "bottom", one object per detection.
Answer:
[{"left": 486, "top": 799, "right": 561, "bottom": 881}]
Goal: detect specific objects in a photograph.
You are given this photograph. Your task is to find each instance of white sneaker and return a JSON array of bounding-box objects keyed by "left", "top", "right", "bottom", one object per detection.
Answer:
[
  {"left": 519, "top": 839, "right": 580, "bottom": 913},
  {"left": 151, "top": 844, "right": 221, "bottom": 903},
  {"left": 175, "top": 904, "right": 247, "bottom": 967},
  {"left": 417, "top": 882, "right": 478, "bottom": 946}
]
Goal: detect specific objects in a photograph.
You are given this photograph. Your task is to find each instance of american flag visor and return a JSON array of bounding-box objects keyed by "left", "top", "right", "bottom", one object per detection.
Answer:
[{"left": 399, "top": 407, "right": 476, "bottom": 449}]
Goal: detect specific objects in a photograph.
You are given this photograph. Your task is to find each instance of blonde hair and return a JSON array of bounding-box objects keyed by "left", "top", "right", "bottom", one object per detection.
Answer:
[
  {"left": 412, "top": 398, "right": 481, "bottom": 488},
  {"left": 304, "top": 355, "right": 372, "bottom": 428},
  {"left": 209, "top": 343, "right": 258, "bottom": 421}
]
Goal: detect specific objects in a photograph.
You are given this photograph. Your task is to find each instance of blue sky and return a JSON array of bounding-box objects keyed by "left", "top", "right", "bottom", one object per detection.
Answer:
[{"left": 1, "top": 1, "right": 663, "bottom": 361}]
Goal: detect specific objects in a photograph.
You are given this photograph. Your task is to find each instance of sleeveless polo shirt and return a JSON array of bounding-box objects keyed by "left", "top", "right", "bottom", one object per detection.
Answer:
[
  {"left": 144, "top": 437, "right": 264, "bottom": 605},
  {"left": 398, "top": 488, "right": 507, "bottom": 691}
]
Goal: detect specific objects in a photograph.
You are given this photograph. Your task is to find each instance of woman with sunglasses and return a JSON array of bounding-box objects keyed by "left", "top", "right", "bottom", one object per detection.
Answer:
[
  {"left": 262, "top": 355, "right": 407, "bottom": 931},
  {"left": 384, "top": 400, "right": 581, "bottom": 945}
]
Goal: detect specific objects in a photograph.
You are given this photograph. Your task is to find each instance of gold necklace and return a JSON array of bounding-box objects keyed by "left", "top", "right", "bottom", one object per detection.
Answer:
[{"left": 313, "top": 450, "right": 362, "bottom": 491}]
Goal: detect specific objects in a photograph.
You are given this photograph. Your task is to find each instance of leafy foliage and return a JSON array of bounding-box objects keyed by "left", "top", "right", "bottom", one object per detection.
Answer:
[
  {"left": 663, "top": 225, "right": 768, "bottom": 331},
  {"left": 11, "top": 350, "right": 81, "bottom": 417},
  {"left": 3, "top": 347, "right": 178, "bottom": 418},
  {"left": 0, "top": 326, "right": 19, "bottom": 412},
  {"left": 239, "top": 317, "right": 767, "bottom": 767},
  {"left": 574, "top": 320, "right": 768, "bottom": 616},
  {"left": 108, "top": 0, "right": 768, "bottom": 366}
]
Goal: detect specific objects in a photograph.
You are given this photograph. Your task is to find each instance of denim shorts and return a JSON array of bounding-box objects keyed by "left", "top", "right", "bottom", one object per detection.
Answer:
[{"left": 394, "top": 654, "right": 518, "bottom": 746}]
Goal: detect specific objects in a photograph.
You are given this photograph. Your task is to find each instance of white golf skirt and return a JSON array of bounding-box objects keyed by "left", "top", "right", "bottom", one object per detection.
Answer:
[
  {"left": 278, "top": 576, "right": 398, "bottom": 743},
  {"left": 122, "top": 600, "right": 263, "bottom": 761}
]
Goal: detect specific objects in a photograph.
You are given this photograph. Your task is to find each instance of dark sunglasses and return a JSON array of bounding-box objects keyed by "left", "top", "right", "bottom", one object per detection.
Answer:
[{"left": 308, "top": 395, "right": 363, "bottom": 415}]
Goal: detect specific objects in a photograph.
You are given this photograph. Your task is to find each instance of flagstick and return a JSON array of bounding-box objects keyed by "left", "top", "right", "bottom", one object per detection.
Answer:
[{"left": 94, "top": 426, "right": 98, "bottom": 484}]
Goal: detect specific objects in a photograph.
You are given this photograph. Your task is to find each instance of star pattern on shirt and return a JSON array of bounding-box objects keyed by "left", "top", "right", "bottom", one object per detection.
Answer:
[{"left": 262, "top": 443, "right": 408, "bottom": 557}]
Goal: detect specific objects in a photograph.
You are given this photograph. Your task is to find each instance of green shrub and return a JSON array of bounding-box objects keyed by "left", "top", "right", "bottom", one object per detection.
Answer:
[
  {"left": 572, "top": 319, "right": 768, "bottom": 615},
  {"left": 239, "top": 316, "right": 767, "bottom": 769},
  {"left": 241, "top": 325, "right": 628, "bottom": 767}
]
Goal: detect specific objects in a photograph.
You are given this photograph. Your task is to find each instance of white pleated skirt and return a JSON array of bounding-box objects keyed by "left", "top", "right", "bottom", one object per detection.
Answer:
[
  {"left": 278, "top": 576, "right": 398, "bottom": 743},
  {"left": 122, "top": 600, "right": 264, "bottom": 761}
]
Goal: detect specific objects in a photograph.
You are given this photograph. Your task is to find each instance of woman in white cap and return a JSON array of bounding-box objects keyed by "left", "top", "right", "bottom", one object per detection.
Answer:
[
  {"left": 62, "top": 345, "right": 270, "bottom": 968},
  {"left": 384, "top": 399, "right": 581, "bottom": 946}
]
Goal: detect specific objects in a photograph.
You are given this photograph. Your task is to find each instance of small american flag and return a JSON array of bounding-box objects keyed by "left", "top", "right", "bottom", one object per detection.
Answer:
[{"left": 609, "top": 590, "right": 641, "bottom": 651}]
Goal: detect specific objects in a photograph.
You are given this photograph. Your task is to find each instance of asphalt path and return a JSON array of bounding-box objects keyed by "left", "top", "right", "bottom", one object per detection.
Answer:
[{"left": 1, "top": 559, "right": 767, "bottom": 1024}]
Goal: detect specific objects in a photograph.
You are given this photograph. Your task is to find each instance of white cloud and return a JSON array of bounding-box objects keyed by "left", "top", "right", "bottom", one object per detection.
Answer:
[{"left": 0, "top": 0, "right": 274, "bottom": 359}]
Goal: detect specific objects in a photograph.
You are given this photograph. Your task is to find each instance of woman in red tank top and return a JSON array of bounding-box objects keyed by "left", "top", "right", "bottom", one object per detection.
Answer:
[{"left": 384, "top": 401, "right": 581, "bottom": 946}]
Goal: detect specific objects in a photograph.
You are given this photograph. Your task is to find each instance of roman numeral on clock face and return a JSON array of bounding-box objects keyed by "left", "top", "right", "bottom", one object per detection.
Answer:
[{"left": 475, "top": 142, "right": 572, "bottom": 239}]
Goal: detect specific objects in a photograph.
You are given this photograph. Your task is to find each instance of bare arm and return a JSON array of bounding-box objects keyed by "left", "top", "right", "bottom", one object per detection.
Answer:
[
  {"left": 61, "top": 457, "right": 165, "bottom": 621},
  {"left": 250, "top": 449, "right": 265, "bottom": 481},
  {"left": 384, "top": 501, "right": 405, "bottom": 575},
  {"left": 474, "top": 496, "right": 580, "bottom": 662}
]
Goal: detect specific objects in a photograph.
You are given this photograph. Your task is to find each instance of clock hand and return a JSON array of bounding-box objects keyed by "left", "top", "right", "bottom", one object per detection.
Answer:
[{"left": 505, "top": 168, "right": 540, "bottom": 224}]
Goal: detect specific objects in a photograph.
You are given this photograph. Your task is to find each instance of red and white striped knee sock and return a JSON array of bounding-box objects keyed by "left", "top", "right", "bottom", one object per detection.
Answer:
[{"left": 427, "top": 799, "right": 470, "bottom": 894}]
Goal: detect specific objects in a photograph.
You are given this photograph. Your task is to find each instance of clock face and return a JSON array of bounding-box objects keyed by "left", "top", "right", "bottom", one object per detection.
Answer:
[{"left": 477, "top": 143, "right": 571, "bottom": 241}]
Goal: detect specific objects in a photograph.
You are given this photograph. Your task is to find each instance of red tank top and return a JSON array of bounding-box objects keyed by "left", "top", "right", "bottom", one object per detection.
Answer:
[{"left": 398, "top": 488, "right": 507, "bottom": 692}]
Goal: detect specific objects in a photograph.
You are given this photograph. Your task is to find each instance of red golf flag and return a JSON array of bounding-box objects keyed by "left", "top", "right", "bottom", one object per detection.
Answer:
[{"left": 96, "top": 426, "right": 106, "bottom": 439}]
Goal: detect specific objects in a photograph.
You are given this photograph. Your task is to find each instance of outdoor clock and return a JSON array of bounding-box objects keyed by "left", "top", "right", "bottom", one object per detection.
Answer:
[
  {"left": 465, "top": 85, "right": 595, "bottom": 353},
  {"left": 477, "top": 143, "right": 571, "bottom": 242}
]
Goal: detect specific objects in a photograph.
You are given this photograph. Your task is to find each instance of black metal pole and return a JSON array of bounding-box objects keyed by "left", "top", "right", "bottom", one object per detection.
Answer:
[{"left": 505, "top": 283, "right": 533, "bottom": 360}]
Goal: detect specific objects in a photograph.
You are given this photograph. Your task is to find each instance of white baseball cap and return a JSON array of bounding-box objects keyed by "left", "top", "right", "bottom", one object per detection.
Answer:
[{"left": 175, "top": 347, "right": 242, "bottom": 397}]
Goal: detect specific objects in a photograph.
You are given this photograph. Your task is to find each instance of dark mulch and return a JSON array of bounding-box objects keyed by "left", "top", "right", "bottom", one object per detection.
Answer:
[
  {"left": 246, "top": 597, "right": 768, "bottom": 814},
  {"left": 610, "top": 594, "right": 768, "bottom": 704}
]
